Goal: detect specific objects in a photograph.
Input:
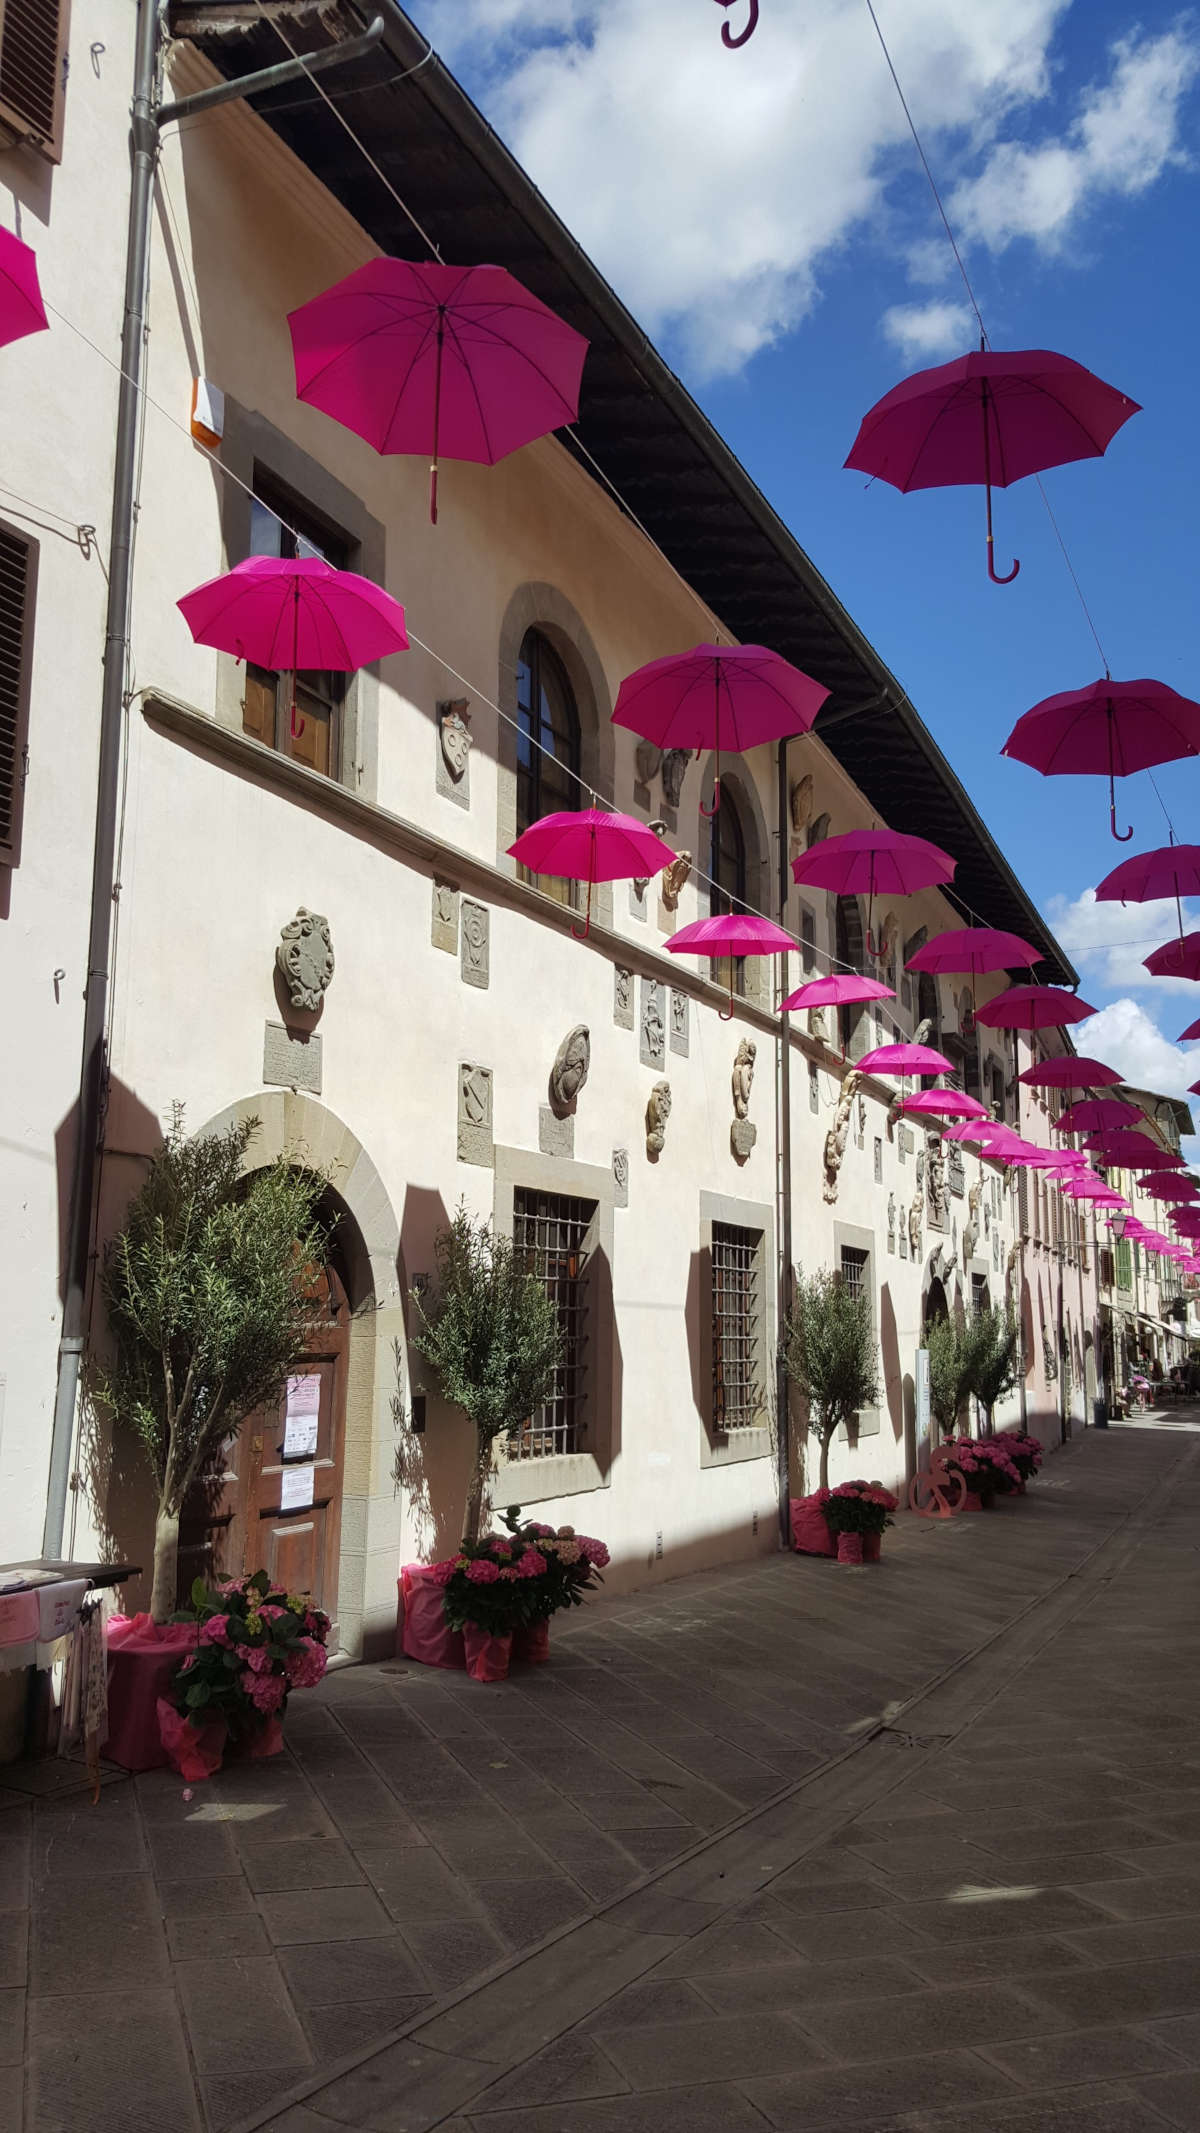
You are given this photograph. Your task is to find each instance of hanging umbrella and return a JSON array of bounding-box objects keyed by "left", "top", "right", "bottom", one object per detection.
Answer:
[
  {"left": 1095, "top": 842, "right": 1200, "bottom": 926},
  {"left": 844, "top": 345, "right": 1138, "bottom": 584},
  {"left": 667, "top": 912, "right": 794, "bottom": 1021},
  {"left": 975, "top": 985, "right": 1095, "bottom": 1030},
  {"left": 780, "top": 972, "right": 894, "bottom": 1015},
  {"left": 0, "top": 224, "right": 48, "bottom": 351},
  {"left": 1140, "top": 1175, "right": 1200, "bottom": 1201},
  {"left": 1054, "top": 1097, "right": 1137, "bottom": 1135},
  {"left": 507, "top": 809, "right": 675, "bottom": 942},
  {"left": 791, "top": 828, "right": 954, "bottom": 953},
  {"left": 1088, "top": 1133, "right": 1183, "bottom": 1170},
  {"left": 1018, "top": 1056, "right": 1121, "bottom": 1089},
  {"left": 1002, "top": 680, "right": 1200, "bottom": 843},
  {"left": 940, "top": 1120, "right": 1022, "bottom": 1151},
  {"left": 856, "top": 1043, "right": 954, "bottom": 1076},
  {"left": 901, "top": 1089, "right": 989, "bottom": 1120},
  {"left": 1144, "top": 931, "right": 1200, "bottom": 980},
  {"left": 289, "top": 259, "right": 589, "bottom": 523},
  {"left": 906, "top": 928, "right": 1042, "bottom": 977},
  {"left": 1179, "top": 1017, "right": 1200, "bottom": 1041},
  {"left": 612, "top": 644, "right": 828, "bottom": 817}
]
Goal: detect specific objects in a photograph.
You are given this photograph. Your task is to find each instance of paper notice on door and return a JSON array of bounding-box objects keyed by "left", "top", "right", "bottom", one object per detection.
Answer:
[
  {"left": 283, "top": 1373, "right": 320, "bottom": 1459},
  {"left": 280, "top": 1462, "right": 316, "bottom": 1513}
]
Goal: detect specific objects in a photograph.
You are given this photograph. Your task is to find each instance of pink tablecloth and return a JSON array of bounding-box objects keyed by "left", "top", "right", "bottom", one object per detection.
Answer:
[
  {"left": 105, "top": 1613, "right": 198, "bottom": 1771},
  {"left": 398, "top": 1566, "right": 465, "bottom": 1672},
  {"left": 789, "top": 1495, "right": 837, "bottom": 1558}
]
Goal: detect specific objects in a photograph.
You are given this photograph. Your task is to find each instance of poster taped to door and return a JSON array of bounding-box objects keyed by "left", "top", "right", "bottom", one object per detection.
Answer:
[
  {"left": 283, "top": 1373, "right": 320, "bottom": 1459},
  {"left": 280, "top": 1462, "right": 316, "bottom": 1513}
]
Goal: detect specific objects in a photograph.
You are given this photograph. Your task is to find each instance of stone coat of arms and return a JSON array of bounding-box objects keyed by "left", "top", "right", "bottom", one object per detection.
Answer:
[{"left": 277, "top": 909, "right": 335, "bottom": 1012}]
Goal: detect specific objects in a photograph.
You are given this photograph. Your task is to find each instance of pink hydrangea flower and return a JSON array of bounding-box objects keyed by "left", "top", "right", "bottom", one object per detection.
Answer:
[
  {"left": 579, "top": 1537, "right": 610, "bottom": 1568},
  {"left": 428, "top": 1558, "right": 462, "bottom": 1587},
  {"left": 240, "top": 1667, "right": 285, "bottom": 1712},
  {"left": 554, "top": 1540, "right": 582, "bottom": 1565},
  {"left": 285, "top": 1637, "right": 327, "bottom": 1688},
  {"left": 244, "top": 1644, "right": 275, "bottom": 1675},
  {"left": 516, "top": 1548, "right": 547, "bottom": 1578},
  {"left": 466, "top": 1558, "right": 501, "bottom": 1583},
  {"left": 259, "top": 1603, "right": 288, "bottom": 1622},
  {"left": 199, "top": 1615, "right": 231, "bottom": 1646},
  {"left": 498, "top": 1566, "right": 519, "bottom": 1581}
]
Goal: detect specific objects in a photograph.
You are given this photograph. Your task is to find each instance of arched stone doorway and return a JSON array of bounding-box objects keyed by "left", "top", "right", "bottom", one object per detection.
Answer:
[
  {"left": 923, "top": 1275, "right": 949, "bottom": 1332},
  {"left": 198, "top": 1093, "right": 404, "bottom": 1659}
]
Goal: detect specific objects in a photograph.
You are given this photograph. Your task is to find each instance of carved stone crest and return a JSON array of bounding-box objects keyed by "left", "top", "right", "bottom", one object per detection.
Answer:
[
  {"left": 732, "top": 1038, "right": 756, "bottom": 1120},
  {"left": 947, "top": 1142, "right": 966, "bottom": 1199},
  {"left": 549, "top": 1025, "right": 590, "bottom": 1118},
  {"left": 660, "top": 851, "right": 692, "bottom": 911},
  {"left": 646, "top": 1079, "right": 672, "bottom": 1160},
  {"left": 438, "top": 698, "right": 471, "bottom": 781},
  {"left": 908, "top": 1187, "right": 923, "bottom": 1259},
  {"left": 661, "top": 749, "right": 689, "bottom": 809},
  {"left": 613, "top": 1147, "right": 629, "bottom": 1205},
  {"left": 887, "top": 1192, "right": 896, "bottom": 1253},
  {"left": 276, "top": 908, "right": 334, "bottom": 1013},
  {"left": 635, "top": 740, "right": 662, "bottom": 787},
  {"left": 789, "top": 773, "right": 814, "bottom": 838}
]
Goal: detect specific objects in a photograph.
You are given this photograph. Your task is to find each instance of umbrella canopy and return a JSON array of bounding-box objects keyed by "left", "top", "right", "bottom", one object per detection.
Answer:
[
  {"left": 507, "top": 809, "right": 674, "bottom": 940},
  {"left": 1054, "top": 1098, "right": 1137, "bottom": 1134},
  {"left": 1018, "top": 1056, "right": 1122, "bottom": 1089},
  {"left": 612, "top": 644, "right": 828, "bottom": 817},
  {"left": 1002, "top": 680, "right": 1200, "bottom": 843},
  {"left": 844, "top": 346, "right": 1138, "bottom": 583},
  {"left": 288, "top": 259, "right": 589, "bottom": 523},
  {"left": 667, "top": 912, "right": 794, "bottom": 1021},
  {"left": 779, "top": 973, "right": 894, "bottom": 1014},
  {"left": 856, "top": 1043, "right": 954, "bottom": 1077},
  {"left": 975, "top": 984, "right": 1095, "bottom": 1031},
  {"left": 1088, "top": 1133, "right": 1183, "bottom": 1170},
  {"left": 790, "top": 828, "right": 954, "bottom": 898},
  {"left": 1179, "top": 1017, "right": 1200, "bottom": 1041},
  {"left": 940, "top": 1121, "right": 1023, "bottom": 1152},
  {"left": 901, "top": 1089, "right": 989, "bottom": 1120},
  {"left": 1140, "top": 1175, "right": 1200, "bottom": 1201},
  {"left": 1095, "top": 843, "right": 1200, "bottom": 906},
  {"left": 0, "top": 224, "right": 48, "bottom": 351},
  {"left": 1171, "top": 1210, "right": 1200, "bottom": 1232},
  {"left": 1144, "top": 931, "right": 1200, "bottom": 980},
  {"left": 907, "top": 928, "right": 1042, "bottom": 976},
  {"left": 178, "top": 555, "right": 410, "bottom": 671}
]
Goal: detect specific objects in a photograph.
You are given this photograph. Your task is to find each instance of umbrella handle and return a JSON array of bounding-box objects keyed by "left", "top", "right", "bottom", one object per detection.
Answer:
[
  {"left": 718, "top": 0, "right": 759, "bottom": 46},
  {"left": 571, "top": 876, "right": 594, "bottom": 941},
  {"left": 985, "top": 482, "right": 1019, "bottom": 584},
  {"left": 701, "top": 775, "right": 720, "bottom": 819},
  {"left": 1109, "top": 774, "right": 1133, "bottom": 843},
  {"left": 719, "top": 967, "right": 735, "bottom": 1021},
  {"left": 290, "top": 693, "right": 306, "bottom": 742}
]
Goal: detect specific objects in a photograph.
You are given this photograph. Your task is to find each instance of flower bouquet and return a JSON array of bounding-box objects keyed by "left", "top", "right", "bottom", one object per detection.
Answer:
[
  {"left": 944, "top": 1436, "right": 1022, "bottom": 1507},
  {"left": 998, "top": 1431, "right": 1043, "bottom": 1485},
  {"left": 428, "top": 1509, "right": 609, "bottom": 1680},
  {"left": 160, "top": 1570, "right": 331, "bottom": 1779},
  {"left": 816, "top": 1479, "right": 898, "bottom": 1563}
]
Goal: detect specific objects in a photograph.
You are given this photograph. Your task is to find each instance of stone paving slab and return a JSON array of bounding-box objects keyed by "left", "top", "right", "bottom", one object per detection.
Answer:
[{"left": 6, "top": 1417, "right": 1199, "bottom": 2132}]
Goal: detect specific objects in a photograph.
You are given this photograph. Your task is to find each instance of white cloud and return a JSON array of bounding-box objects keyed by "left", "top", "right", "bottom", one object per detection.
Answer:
[
  {"left": 1046, "top": 888, "right": 1200, "bottom": 996},
  {"left": 417, "top": 4, "right": 1197, "bottom": 375},
  {"left": 951, "top": 29, "right": 1199, "bottom": 253},
  {"left": 882, "top": 300, "right": 974, "bottom": 363},
  {"left": 1084, "top": 997, "right": 1200, "bottom": 1103}
]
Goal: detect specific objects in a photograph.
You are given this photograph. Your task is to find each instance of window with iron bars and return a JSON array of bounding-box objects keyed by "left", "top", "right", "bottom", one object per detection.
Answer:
[
  {"left": 840, "top": 1244, "right": 871, "bottom": 1317},
  {"left": 509, "top": 1189, "right": 594, "bottom": 1459},
  {"left": 712, "top": 1222, "right": 764, "bottom": 1430}
]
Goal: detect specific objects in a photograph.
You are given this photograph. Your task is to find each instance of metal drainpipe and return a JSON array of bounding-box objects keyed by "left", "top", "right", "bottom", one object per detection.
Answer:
[
  {"left": 776, "top": 734, "right": 793, "bottom": 1546},
  {"left": 44, "top": 0, "right": 161, "bottom": 1556}
]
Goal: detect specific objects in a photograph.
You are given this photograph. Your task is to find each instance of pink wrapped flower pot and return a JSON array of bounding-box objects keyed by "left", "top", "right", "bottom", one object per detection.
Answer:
[
  {"left": 512, "top": 1619, "right": 551, "bottom": 1664},
  {"left": 462, "top": 1623, "right": 512, "bottom": 1682},
  {"left": 789, "top": 1496, "right": 837, "bottom": 1558},
  {"left": 836, "top": 1532, "right": 864, "bottom": 1565},
  {"left": 862, "top": 1531, "right": 882, "bottom": 1562},
  {"left": 156, "top": 1696, "right": 227, "bottom": 1782}
]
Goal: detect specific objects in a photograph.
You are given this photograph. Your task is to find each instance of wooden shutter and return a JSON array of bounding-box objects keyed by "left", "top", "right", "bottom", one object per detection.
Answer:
[
  {"left": 0, "top": 520, "right": 36, "bottom": 868},
  {"left": 0, "top": 0, "right": 69, "bottom": 164}
]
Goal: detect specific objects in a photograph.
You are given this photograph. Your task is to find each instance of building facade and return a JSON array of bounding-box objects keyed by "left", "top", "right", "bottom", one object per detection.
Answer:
[{"left": 1, "top": 1, "right": 1104, "bottom": 1658}]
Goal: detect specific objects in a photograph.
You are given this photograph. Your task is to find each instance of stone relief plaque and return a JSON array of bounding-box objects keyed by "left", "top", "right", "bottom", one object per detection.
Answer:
[
  {"left": 948, "top": 1143, "right": 965, "bottom": 1198},
  {"left": 640, "top": 977, "right": 666, "bottom": 1068},
  {"left": 612, "top": 1148, "right": 629, "bottom": 1208},
  {"left": 457, "top": 1063, "right": 494, "bottom": 1168},
  {"left": 276, "top": 909, "right": 334, "bottom": 1013},
  {"left": 614, "top": 966, "right": 634, "bottom": 1030},
  {"left": 549, "top": 1025, "right": 590, "bottom": 1118},
  {"left": 263, "top": 1022, "right": 321, "bottom": 1094},
  {"left": 539, "top": 1105, "right": 574, "bottom": 1159},
  {"left": 460, "top": 900, "right": 489, "bottom": 989},
  {"left": 431, "top": 879, "right": 460, "bottom": 955},
  {"left": 436, "top": 698, "right": 471, "bottom": 808},
  {"left": 670, "top": 989, "right": 689, "bottom": 1056}
]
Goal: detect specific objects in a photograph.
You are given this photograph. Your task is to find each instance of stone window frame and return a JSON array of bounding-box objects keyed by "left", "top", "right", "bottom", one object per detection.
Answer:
[
  {"left": 833, "top": 1219, "right": 881, "bottom": 1441},
  {"left": 496, "top": 582, "right": 615, "bottom": 929},
  {"left": 695, "top": 758, "right": 773, "bottom": 1012},
  {"left": 215, "top": 399, "right": 386, "bottom": 801},
  {"left": 491, "top": 1143, "right": 615, "bottom": 1505},
  {"left": 698, "top": 1190, "right": 774, "bottom": 1469}
]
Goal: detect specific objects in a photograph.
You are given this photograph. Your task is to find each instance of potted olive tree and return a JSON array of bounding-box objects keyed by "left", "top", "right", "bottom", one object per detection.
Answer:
[
  {"left": 926, "top": 1313, "right": 972, "bottom": 1443},
  {"left": 98, "top": 1111, "right": 328, "bottom": 1622},
  {"left": 410, "top": 1205, "right": 563, "bottom": 1544},
  {"left": 964, "top": 1306, "right": 1021, "bottom": 1436},
  {"left": 784, "top": 1266, "right": 881, "bottom": 1493}
]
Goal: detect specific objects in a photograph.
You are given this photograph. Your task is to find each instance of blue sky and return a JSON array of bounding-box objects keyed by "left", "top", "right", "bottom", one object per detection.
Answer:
[{"left": 417, "top": 0, "right": 1200, "bottom": 1120}]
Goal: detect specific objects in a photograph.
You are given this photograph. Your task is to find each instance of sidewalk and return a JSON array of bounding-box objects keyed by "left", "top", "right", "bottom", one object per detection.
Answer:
[{"left": 7, "top": 1420, "right": 1200, "bottom": 2133}]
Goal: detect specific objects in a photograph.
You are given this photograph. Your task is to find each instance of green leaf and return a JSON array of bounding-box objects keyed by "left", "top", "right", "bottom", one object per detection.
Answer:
[
  {"left": 222, "top": 1648, "right": 241, "bottom": 1670},
  {"left": 185, "top": 1680, "right": 211, "bottom": 1708},
  {"left": 191, "top": 1577, "right": 210, "bottom": 1611},
  {"left": 248, "top": 1570, "right": 270, "bottom": 1596}
]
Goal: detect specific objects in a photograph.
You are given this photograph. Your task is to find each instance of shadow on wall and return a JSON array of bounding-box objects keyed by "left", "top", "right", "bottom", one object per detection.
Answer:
[
  {"left": 1022, "top": 1273, "right": 1035, "bottom": 1384},
  {"left": 879, "top": 1282, "right": 904, "bottom": 1449}
]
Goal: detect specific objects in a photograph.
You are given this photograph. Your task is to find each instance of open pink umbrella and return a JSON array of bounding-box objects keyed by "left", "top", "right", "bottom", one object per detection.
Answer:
[
  {"left": 1089, "top": 1134, "right": 1182, "bottom": 1170},
  {"left": 612, "top": 644, "right": 828, "bottom": 817},
  {"left": 1054, "top": 1098, "right": 1137, "bottom": 1135},
  {"left": 1002, "top": 680, "right": 1200, "bottom": 842},
  {"left": 901, "top": 1089, "right": 988, "bottom": 1120},
  {"left": 289, "top": 259, "right": 588, "bottom": 523},
  {"left": 1018, "top": 1057, "right": 1121, "bottom": 1090},
  {"left": 1144, "top": 931, "right": 1200, "bottom": 980},
  {"left": 1141, "top": 1175, "right": 1200, "bottom": 1201},
  {"left": 942, "top": 1120, "right": 1022, "bottom": 1150},
  {"left": 975, "top": 985, "right": 1095, "bottom": 1031},
  {"left": 856, "top": 1043, "right": 953, "bottom": 1077},
  {"left": 0, "top": 224, "right": 48, "bottom": 351},
  {"left": 907, "top": 928, "right": 1042, "bottom": 977},
  {"left": 507, "top": 809, "right": 674, "bottom": 941},
  {"left": 779, "top": 973, "right": 893, "bottom": 1014},
  {"left": 791, "top": 828, "right": 953, "bottom": 953},
  {"left": 844, "top": 346, "right": 1138, "bottom": 584},
  {"left": 1095, "top": 843, "right": 1200, "bottom": 925},
  {"left": 1179, "top": 1017, "right": 1200, "bottom": 1042},
  {"left": 667, "top": 912, "right": 794, "bottom": 1021}
]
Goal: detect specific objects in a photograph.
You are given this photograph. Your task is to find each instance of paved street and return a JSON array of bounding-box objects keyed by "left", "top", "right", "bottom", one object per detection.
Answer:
[{"left": 8, "top": 1417, "right": 1200, "bottom": 2132}]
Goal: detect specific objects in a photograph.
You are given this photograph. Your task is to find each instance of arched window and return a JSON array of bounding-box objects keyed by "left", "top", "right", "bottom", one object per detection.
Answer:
[
  {"left": 710, "top": 785, "right": 747, "bottom": 994},
  {"left": 924, "top": 1277, "right": 949, "bottom": 1334},
  {"left": 516, "top": 629, "right": 581, "bottom": 905}
]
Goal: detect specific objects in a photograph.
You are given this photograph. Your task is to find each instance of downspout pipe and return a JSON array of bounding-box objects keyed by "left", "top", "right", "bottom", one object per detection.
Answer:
[
  {"left": 44, "top": 0, "right": 161, "bottom": 1556},
  {"left": 776, "top": 736, "right": 793, "bottom": 1546}
]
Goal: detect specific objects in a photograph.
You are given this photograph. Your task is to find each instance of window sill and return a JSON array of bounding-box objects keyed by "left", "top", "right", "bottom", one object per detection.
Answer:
[
  {"left": 491, "top": 1449, "right": 609, "bottom": 1508},
  {"left": 701, "top": 1424, "right": 771, "bottom": 1470}
]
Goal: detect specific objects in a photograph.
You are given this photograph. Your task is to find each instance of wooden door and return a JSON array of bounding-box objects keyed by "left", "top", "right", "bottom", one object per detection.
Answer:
[{"left": 177, "top": 1261, "right": 348, "bottom": 1616}]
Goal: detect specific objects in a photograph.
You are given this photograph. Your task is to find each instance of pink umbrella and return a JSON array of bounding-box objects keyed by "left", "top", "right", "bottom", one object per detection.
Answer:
[
  {"left": 1018, "top": 1056, "right": 1121, "bottom": 1090},
  {"left": 1054, "top": 1098, "right": 1137, "bottom": 1135},
  {"left": 1002, "top": 680, "right": 1200, "bottom": 842},
  {"left": 791, "top": 828, "right": 954, "bottom": 953},
  {"left": 1140, "top": 1175, "right": 1200, "bottom": 1201},
  {"left": 612, "top": 644, "right": 828, "bottom": 817},
  {"left": 975, "top": 985, "right": 1095, "bottom": 1030},
  {"left": 668, "top": 912, "right": 794, "bottom": 1021},
  {"left": 1188, "top": 1080, "right": 1200, "bottom": 1098},
  {"left": 0, "top": 224, "right": 48, "bottom": 351},
  {"left": 507, "top": 809, "right": 674, "bottom": 942},
  {"left": 907, "top": 928, "right": 1042, "bottom": 977},
  {"left": 1144, "top": 931, "right": 1200, "bottom": 980},
  {"left": 844, "top": 346, "right": 1138, "bottom": 584},
  {"left": 178, "top": 556, "right": 409, "bottom": 669},
  {"left": 941, "top": 1122, "right": 1024, "bottom": 1156},
  {"left": 856, "top": 1043, "right": 953, "bottom": 1077},
  {"left": 1095, "top": 842, "right": 1200, "bottom": 918},
  {"left": 1179, "top": 1017, "right": 1200, "bottom": 1041},
  {"left": 780, "top": 973, "right": 894, "bottom": 1014},
  {"left": 289, "top": 259, "right": 588, "bottom": 523},
  {"left": 901, "top": 1089, "right": 988, "bottom": 1120},
  {"left": 1089, "top": 1134, "right": 1183, "bottom": 1170}
]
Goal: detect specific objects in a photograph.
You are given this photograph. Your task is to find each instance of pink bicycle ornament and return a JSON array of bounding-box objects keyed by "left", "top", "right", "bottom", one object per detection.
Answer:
[{"left": 909, "top": 1443, "right": 967, "bottom": 1519}]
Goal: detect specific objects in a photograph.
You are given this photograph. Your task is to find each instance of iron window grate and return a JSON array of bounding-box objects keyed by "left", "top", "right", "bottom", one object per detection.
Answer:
[
  {"left": 840, "top": 1245, "right": 870, "bottom": 1311},
  {"left": 510, "top": 1189, "right": 594, "bottom": 1459},
  {"left": 712, "top": 1222, "right": 763, "bottom": 1430}
]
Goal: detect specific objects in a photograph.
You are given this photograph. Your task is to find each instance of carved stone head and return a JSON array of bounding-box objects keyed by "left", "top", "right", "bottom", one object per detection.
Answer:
[
  {"left": 660, "top": 851, "right": 692, "bottom": 911},
  {"left": 646, "top": 1079, "right": 672, "bottom": 1158},
  {"left": 549, "top": 1024, "right": 591, "bottom": 1118},
  {"left": 789, "top": 773, "right": 814, "bottom": 836},
  {"left": 732, "top": 1038, "right": 756, "bottom": 1119},
  {"left": 276, "top": 908, "right": 334, "bottom": 1013},
  {"left": 635, "top": 739, "right": 662, "bottom": 787},
  {"left": 661, "top": 749, "right": 689, "bottom": 809}
]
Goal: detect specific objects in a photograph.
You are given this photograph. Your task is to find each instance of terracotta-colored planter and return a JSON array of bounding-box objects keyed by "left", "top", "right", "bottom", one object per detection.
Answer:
[
  {"left": 862, "top": 1532, "right": 882, "bottom": 1562},
  {"left": 463, "top": 1623, "right": 513, "bottom": 1682},
  {"left": 512, "top": 1619, "right": 551, "bottom": 1664},
  {"left": 836, "top": 1532, "right": 864, "bottom": 1564}
]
